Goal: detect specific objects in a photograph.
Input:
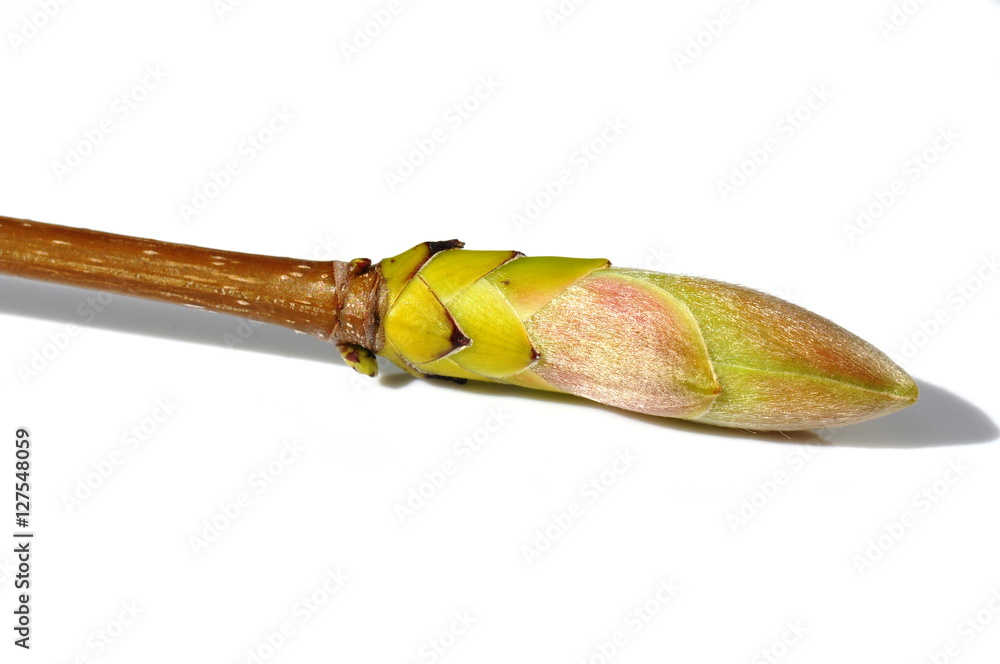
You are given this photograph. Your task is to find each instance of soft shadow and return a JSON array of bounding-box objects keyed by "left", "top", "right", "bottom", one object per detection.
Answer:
[
  {"left": 0, "top": 276, "right": 339, "bottom": 364},
  {"left": 382, "top": 374, "right": 996, "bottom": 449},
  {"left": 821, "top": 380, "right": 997, "bottom": 448}
]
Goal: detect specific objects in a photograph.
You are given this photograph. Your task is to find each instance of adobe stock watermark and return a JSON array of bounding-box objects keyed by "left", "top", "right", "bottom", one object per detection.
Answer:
[
  {"left": 520, "top": 449, "right": 637, "bottom": 565},
  {"left": 219, "top": 234, "right": 343, "bottom": 351},
  {"left": 188, "top": 438, "right": 305, "bottom": 556},
  {"left": 60, "top": 601, "right": 144, "bottom": 661},
  {"left": 348, "top": 364, "right": 380, "bottom": 398},
  {"left": 843, "top": 126, "right": 958, "bottom": 244},
  {"left": 16, "top": 291, "right": 115, "bottom": 386},
  {"left": 239, "top": 567, "right": 350, "bottom": 664},
  {"left": 671, "top": 0, "right": 756, "bottom": 73},
  {"left": 544, "top": 0, "right": 592, "bottom": 31},
  {"left": 640, "top": 244, "right": 672, "bottom": 271},
  {"left": 178, "top": 106, "right": 295, "bottom": 223},
  {"left": 7, "top": 0, "right": 74, "bottom": 53},
  {"left": 306, "top": 234, "right": 341, "bottom": 261},
  {"left": 726, "top": 441, "right": 823, "bottom": 534},
  {"left": 852, "top": 459, "right": 969, "bottom": 576},
  {"left": 61, "top": 397, "right": 179, "bottom": 514},
  {"left": 750, "top": 620, "right": 808, "bottom": 664},
  {"left": 877, "top": 0, "right": 932, "bottom": 40},
  {"left": 715, "top": 84, "right": 832, "bottom": 202},
  {"left": 213, "top": 0, "right": 251, "bottom": 20},
  {"left": 925, "top": 588, "right": 1000, "bottom": 664},
  {"left": 50, "top": 65, "right": 168, "bottom": 182},
  {"left": 223, "top": 317, "right": 266, "bottom": 352},
  {"left": 383, "top": 74, "right": 500, "bottom": 192},
  {"left": 511, "top": 116, "right": 627, "bottom": 233},
  {"left": 222, "top": 299, "right": 281, "bottom": 353},
  {"left": 340, "top": 0, "right": 417, "bottom": 63},
  {"left": 576, "top": 578, "right": 679, "bottom": 664},
  {"left": 890, "top": 254, "right": 997, "bottom": 366},
  {"left": 414, "top": 611, "right": 477, "bottom": 663},
  {"left": 393, "top": 407, "right": 512, "bottom": 524}
]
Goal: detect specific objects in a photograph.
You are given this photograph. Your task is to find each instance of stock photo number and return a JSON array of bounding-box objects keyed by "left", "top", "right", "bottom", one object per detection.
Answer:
[{"left": 13, "top": 427, "right": 33, "bottom": 649}]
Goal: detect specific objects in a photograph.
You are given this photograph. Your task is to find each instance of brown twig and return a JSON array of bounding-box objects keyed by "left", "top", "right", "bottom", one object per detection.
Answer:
[{"left": 0, "top": 215, "right": 382, "bottom": 349}]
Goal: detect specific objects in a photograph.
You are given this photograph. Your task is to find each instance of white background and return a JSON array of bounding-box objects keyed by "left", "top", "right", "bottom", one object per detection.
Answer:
[{"left": 2, "top": 1, "right": 999, "bottom": 662}]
